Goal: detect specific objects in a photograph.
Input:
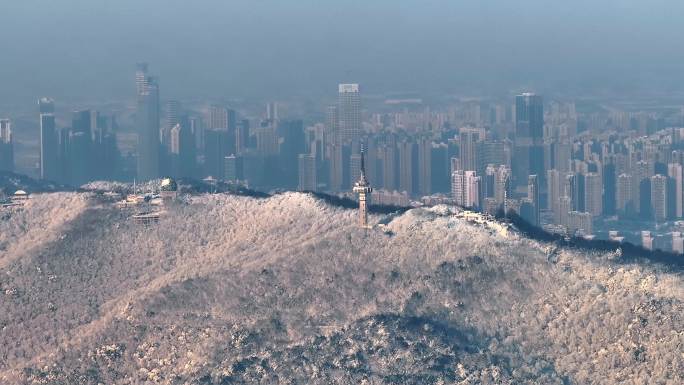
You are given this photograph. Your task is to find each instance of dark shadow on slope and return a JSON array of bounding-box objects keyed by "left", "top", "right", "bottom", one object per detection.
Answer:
[
  {"left": 305, "top": 191, "right": 412, "bottom": 215},
  {"left": 0, "top": 171, "right": 75, "bottom": 194},
  {"left": 178, "top": 178, "right": 271, "bottom": 198},
  {"left": 202, "top": 313, "right": 569, "bottom": 385},
  {"left": 500, "top": 210, "right": 684, "bottom": 270}
]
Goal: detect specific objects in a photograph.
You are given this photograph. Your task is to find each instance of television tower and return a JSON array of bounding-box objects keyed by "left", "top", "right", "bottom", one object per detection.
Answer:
[{"left": 353, "top": 148, "right": 372, "bottom": 228}]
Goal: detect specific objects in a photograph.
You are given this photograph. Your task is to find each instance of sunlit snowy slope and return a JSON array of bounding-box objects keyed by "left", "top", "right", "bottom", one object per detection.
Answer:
[{"left": 0, "top": 192, "right": 682, "bottom": 384}]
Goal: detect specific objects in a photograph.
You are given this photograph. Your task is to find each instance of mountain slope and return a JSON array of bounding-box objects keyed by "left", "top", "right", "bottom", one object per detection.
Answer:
[{"left": 0, "top": 192, "right": 682, "bottom": 384}]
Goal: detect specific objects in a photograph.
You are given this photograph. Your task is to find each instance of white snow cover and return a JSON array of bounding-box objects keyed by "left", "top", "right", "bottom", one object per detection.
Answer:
[{"left": 0, "top": 192, "right": 682, "bottom": 384}]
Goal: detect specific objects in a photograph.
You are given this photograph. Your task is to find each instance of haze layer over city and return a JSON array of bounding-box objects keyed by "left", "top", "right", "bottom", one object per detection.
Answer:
[{"left": 0, "top": 2, "right": 683, "bottom": 384}]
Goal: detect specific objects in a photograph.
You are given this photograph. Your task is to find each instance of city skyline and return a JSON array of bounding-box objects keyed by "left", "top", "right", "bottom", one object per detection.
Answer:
[{"left": 2, "top": 3, "right": 684, "bottom": 384}]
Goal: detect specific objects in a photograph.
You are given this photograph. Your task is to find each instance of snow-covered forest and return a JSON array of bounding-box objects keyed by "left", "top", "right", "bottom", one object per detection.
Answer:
[{"left": 0, "top": 192, "right": 682, "bottom": 384}]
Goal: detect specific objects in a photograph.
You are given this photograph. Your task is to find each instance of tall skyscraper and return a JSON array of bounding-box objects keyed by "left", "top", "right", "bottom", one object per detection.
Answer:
[
  {"left": 135, "top": 62, "right": 149, "bottom": 101},
  {"left": 224, "top": 154, "right": 243, "bottom": 182},
  {"left": 514, "top": 93, "right": 544, "bottom": 189},
  {"left": 136, "top": 68, "right": 160, "bottom": 181},
  {"left": 616, "top": 173, "right": 632, "bottom": 215},
  {"left": 208, "top": 105, "right": 230, "bottom": 130},
  {"left": 547, "top": 169, "right": 561, "bottom": 221},
  {"left": 398, "top": 140, "right": 414, "bottom": 195},
  {"left": 584, "top": 172, "right": 603, "bottom": 217},
  {"left": 417, "top": 138, "right": 432, "bottom": 196},
  {"left": 651, "top": 174, "right": 667, "bottom": 222},
  {"left": 633, "top": 160, "right": 653, "bottom": 215},
  {"left": 379, "top": 143, "right": 396, "bottom": 191},
  {"left": 0, "top": 119, "right": 13, "bottom": 172},
  {"left": 298, "top": 154, "right": 316, "bottom": 191},
  {"left": 668, "top": 163, "right": 683, "bottom": 218},
  {"left": 278, "top": 119, "right": 305, "bottom": 188},
  {"left": 326, "top": 105, "right": 344, "bottom": 192},
  {"left": 494, "top": 165, "right": 511, "bottom": 206},
  {"left": 349, "top": 153, "right": 362, "bottom": 188},
  {"left": 66, "top": 110, "right": 95, "bottom": 185},
  {"left": 165, "top": 100, "right": 181, "bottom": 131},
  {"left": 527, "top": 175, "right": 540, "bottom": 226},
  {"left": 204, "top": 129, "right": 231, "bottom": 178},
  {"left": 452, "top": 170, "right": 480, "bottom": 208},
  {"left": 266, "top": 102, "right": 279, "bottom": 122},
  {"left": 602, "top": 163, "right": 617, "bottom": 216},
  {"left": 39, "top": 98, "right": 60, "bottom": 181},
  {"left": 169, "top": 122, "right": 195, "bottom": 178},
  {"left": 338, "top": 84, "right": 361, "bottom": 145},
  {"left": 458, "top": 127, "right": 484, "bottom": 172},
  {"left": 255, "top": 124, "right": 279, "bottom": 156}
]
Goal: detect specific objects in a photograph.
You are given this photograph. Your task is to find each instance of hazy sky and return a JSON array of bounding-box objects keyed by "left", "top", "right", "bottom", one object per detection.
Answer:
[{"left": 2, "top": 0, "right": 684, "bottom": 104}]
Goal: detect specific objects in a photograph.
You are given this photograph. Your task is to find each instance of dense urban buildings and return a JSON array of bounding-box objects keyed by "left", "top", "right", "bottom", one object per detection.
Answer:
[{"left": 4, "top": 62, "right": 684, "bottom": 252}]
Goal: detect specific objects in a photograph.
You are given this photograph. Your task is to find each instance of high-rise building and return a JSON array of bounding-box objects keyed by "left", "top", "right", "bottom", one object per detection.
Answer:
[
  {"left": 298, "top": 154, "right": 316, "bottom": 191},
  {"left": 255, "top": 123, "right": 279, "bottom": 156},
  {"left": 417, "top": 138, "right": 432, "bottom": 196},
  {"left": 278, "top": 120, "right": 305, "bottom": 183},
  {"left": 558, "top": 196, "right": 572, "bottom": 228},
  {"left": 603, "top": 163, "right": 617, "bottom": 216},
  {"left": 398, "top": 140, "right": 414, "bottom": 195},
  {"left": 0, "top": 119, "right": 13, "bottom": 172},
  {"left": 38, "top": 98, "right": 60, "bottom": 181},
  {"left": 136, "top": 68, "right": 160, "bottom": 181},
  {"left": 554, "top": 141, "right": 572, "bottom": 173},
  {"left": 668, "top": 163, "right": 683, "bottom": 218},
  {"left": 547, "top": 169, "right": 562, "bottom": 222},
  {"left": 584, "top": 172, "right": 603, "bottom": 217},
  {"left": 452, "top": 170, "right": 480, "bottom": 208},
  {"left": 671, "top": 232, "right": 684, "bottom": 254},
  {"left": 633, "top": 160, "right": 653, "bottom": 214},
  {"left": 169, "top": 122, "right": 195, "bottom": 178},
  {"left": 430, "top": 142, "right": 450, "bottom": 194},
  {"left": 494, "top": 165, "right": 510, "bottom": 206},
  {"left": 39, "top": 112, "right": 59, "bottom": 181},
  {"left": 458, "top": 127, "right": 484, "bottom": 172},
  {"left": 208, "top": 105, "right": 236, "bottom": 155},
  {"left": 379, "top": 143, "right": 396, "bottom": 191},
  {"left": 564, "top": 173, "right": 578, "bottom": 211},
  {"left": 165, "top": 100, "right": 181, "bottom": 131},
  {"left": 135, "top": 62, "right": 149, "bottom": 101},
  {"left": 204, "top": 129, "right": 231, "bottom": 178},
  {"left": 651, "top": 174, "right": 667, "bottom": 222},
  {"left": 224, "top": 154, "right": 243, "bottom": 182},
  {"left": 266, "top": 102, "right": 279, "bottom": 122},
  {"left": 349, "top": 153, "right": 362, "bottom": 188},
  {"left": 568, "top": 211, "right": 593, "bottom": 235},
  {"left": 477, "top": 140, "right": 506, "bottom": 176},
  {"left": 527, "top": 175, "right": 540, "bottom": 226},
  {"left": 616, "top": 173, "right": 632, "bottom": 215},
  {"left": 338, "top": 84, "right": 361, "bottom": 144},
  {"left": 514, "top": 93, "right": 544, "bottom": 188},
  {"left": 641, "top": 231, "right": 654, "bottom": 251},
  {"left": 208, "top": 105, "right": 235, "bottom": 130}
]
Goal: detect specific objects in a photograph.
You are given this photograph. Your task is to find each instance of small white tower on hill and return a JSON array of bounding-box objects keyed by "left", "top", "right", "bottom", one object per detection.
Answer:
[{"left": 353, "top": 148, "right": 372, "bottom": 228}]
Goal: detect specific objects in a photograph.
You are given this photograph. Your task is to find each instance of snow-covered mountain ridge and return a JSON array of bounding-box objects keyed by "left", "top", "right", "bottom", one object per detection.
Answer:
[{"left": 0, "top": 192, "right": 682, "bottom": 384}]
